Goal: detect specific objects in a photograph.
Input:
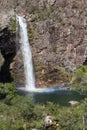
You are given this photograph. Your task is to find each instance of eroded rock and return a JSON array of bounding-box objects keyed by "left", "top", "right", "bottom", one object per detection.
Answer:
[{"left": 0, "top": 0, "right": 87, "bottom": 86}]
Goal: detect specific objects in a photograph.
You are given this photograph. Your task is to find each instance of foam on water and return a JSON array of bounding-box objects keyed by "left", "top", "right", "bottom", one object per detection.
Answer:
[{"left": 17, "top": 86, "right": 60, "bottom": 93}]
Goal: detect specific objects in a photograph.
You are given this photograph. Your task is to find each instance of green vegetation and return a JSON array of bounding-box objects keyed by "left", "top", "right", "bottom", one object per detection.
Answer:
[
  {"left": 70, "top": 83, "right": 87, "bottom": 93},
  {"left": 51, "top": 43, "right": 57, "bottom": 53},
  {"left": 0, "top": 83, "right": 17, "bottom": 105},
  {"left": 74, "top": 65, "right": 87, "bottom": 83},
  {"left": 70, "top": 65, "right": 87, "bottom": 94},
  {"left": 0, "top": 82, "right": 87, "bottom": 130},
  {"left": 10, "top": 19, "right": 16, "bottom": 33}
]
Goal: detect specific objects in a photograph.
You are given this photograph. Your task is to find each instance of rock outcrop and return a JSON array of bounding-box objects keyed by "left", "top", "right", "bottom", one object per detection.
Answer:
[{"left": 0, "top": 0, "right": 87, "bottom": 86}]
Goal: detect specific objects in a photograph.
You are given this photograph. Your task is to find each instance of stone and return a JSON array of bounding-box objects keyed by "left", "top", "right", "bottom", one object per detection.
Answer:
[
  {"left": 44, "top": 114, "right": 59, "bottom": 130},
  {"left": 47, "top": 0, "right": 56, "bottom": 6},
  {"left": 44, "top": 115, "right": 52, "bottom": 127},
  {"left": 68, "top": 101, "right": 79, "bottom": 106}
]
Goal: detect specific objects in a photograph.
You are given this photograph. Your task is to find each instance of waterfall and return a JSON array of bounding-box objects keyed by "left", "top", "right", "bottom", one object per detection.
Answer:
[{"left": 17, "top": 16, "right": 35, "bottom": 90}]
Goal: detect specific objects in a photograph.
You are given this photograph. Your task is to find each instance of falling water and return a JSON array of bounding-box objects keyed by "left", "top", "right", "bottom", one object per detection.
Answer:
[
  {"left": 17, "top": 16, "right": 35, "bottom": 90},
  {"left": 16, "top": 16, "right": 62, "bottom": 93}
]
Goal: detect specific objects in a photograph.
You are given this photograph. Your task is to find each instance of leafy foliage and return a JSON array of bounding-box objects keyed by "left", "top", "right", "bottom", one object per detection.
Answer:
[
  {"left": 0, "top": 82, "right": 87, "bottom": 130},
  {"left": 0, "top": 83, "right": 17, "bottom": 104},
  {"left": 0, "top": 94, "right": 87, "bottom": 130},
  {"left": 72, "top": 65, "right": 87, "bottom": 83},
  {"left": 70, "top": 65, "right": 87, "bottom": 94}
]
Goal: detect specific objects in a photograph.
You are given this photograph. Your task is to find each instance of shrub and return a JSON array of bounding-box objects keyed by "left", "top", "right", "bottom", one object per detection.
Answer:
[
  {"left": 0, "top": 83, "right": 17, "bottom": 104},
  {"left": 73, "top": 65, "right": 87, "bottom": 83}
]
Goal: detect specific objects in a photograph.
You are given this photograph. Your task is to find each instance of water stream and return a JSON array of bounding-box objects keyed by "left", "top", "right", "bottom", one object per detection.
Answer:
[{"left": 17, "top": 16, "right": 35, "bottom": 90}]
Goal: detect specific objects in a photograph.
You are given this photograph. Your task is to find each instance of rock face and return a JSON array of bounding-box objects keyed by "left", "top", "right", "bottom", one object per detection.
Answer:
[
  {"left": 0, "top": 0, "right": 87, "bottom": 86},
  {"left": 10, "top": 51, "right": 25, "bottom": 85},
  {"left": 0, "top": 51, "right": 4, "bottom": 70}
]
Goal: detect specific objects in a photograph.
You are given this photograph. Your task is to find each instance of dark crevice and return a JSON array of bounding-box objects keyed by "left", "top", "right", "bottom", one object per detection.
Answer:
[
  {"left": 83, "top": 57, "right": 87, "bottom": 65},
  {"left": 0, "top": 28, "right": 16, "bottom": 83},
  {"left": 0, "top": 53, "right": 15, "bottom": 83},
  {"left": 0, "top": 27, "right": 16, "bottom": 55}
]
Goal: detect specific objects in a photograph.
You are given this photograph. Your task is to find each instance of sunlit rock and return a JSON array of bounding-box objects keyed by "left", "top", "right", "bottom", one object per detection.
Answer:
[{"left": 68, "top": 100, "right": 79, "bottom": 106}]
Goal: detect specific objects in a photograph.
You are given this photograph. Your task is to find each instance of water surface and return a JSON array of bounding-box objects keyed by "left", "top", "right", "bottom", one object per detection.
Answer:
[{"left": 18, "top": 87, "right": 83, "bottom": 106}]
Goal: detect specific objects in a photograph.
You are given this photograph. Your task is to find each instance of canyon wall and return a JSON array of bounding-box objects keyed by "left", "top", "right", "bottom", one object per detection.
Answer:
[{"left": 0, "top": 0, "right": 87, "bottom": 87}]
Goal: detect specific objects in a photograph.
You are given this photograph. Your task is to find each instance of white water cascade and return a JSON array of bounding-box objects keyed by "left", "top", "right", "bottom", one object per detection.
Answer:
[
  {"left": 17, "top": 16, "right": 36, "bottom": 90},
  {"left": 16, "top": 16, "right": 59, "bottom": 93}
]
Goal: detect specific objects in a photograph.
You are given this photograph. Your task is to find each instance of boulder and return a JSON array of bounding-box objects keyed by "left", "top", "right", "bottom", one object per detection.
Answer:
[
  {"left": 44, "top": 114, "right": 59, "bottom": 130},
  {"left": 68, "top": 100, "right": 79, "bottom": 106}
]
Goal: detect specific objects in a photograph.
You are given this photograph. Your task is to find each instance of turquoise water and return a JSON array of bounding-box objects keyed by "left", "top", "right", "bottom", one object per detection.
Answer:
[{"left": 18, "top": 87, "right": 83, "bottom": 106}]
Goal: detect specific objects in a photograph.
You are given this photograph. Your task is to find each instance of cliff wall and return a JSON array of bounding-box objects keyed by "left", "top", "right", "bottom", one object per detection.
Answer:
[{"left": 0, "top": 0, "right": 87, "bottom": 87}]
